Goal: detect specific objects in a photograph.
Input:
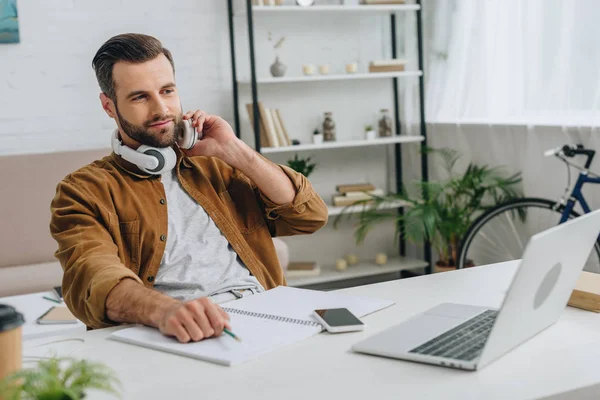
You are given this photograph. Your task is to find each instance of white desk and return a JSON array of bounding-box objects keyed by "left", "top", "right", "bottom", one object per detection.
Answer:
[
  {"left": 22, "top": 261, "right": 600, "bottom": 400},
  {"left": 1, "top": 291, "right": 86, "bottom": 340}
]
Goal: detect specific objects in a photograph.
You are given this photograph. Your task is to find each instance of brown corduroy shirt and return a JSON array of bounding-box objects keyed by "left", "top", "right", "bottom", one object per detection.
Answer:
[{"left": 49, "top": 147, "right": 328, "bottom": 329}]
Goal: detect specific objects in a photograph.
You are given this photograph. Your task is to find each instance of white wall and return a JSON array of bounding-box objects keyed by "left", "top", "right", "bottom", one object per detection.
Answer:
[{"left": 0, "top": 0, "right": 233, "bottom": 155}]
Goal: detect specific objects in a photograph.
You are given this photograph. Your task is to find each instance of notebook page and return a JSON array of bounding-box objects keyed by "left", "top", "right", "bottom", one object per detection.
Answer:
[
  {"left": 225, "top": 286, "right": 394, "bottom": 322},
  {"left": 110, "top": 312, "right": 321, "bottom": 366}
]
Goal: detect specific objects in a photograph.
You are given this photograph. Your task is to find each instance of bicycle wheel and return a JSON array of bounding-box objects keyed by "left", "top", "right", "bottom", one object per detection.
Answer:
[{"left": 458, "top": 197, "right": 600, "bottom": 272}]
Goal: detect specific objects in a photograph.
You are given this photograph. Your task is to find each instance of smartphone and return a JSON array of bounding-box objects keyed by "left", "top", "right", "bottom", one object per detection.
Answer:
[
  {"left": 313, "top": 308, "right": 364, "bottom": 333},
  {"left": 53, "top": 285, "right": 63, "bottom": 300},
  {"left": 36, "top": 306, "right": 78, "bottom": 325}
]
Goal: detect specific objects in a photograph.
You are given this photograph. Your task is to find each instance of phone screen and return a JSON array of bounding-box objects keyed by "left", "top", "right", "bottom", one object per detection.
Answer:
[
  {"left": 53, "top": 286, "right": 63, "bottom": 299},
  {"left": 315, "top": 308, "right": 363, "bottom": 327}
]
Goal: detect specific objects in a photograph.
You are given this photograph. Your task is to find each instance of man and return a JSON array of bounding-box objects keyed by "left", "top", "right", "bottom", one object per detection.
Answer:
[{"left": 50, "top": 33, "right": 328, "bottom": 343}]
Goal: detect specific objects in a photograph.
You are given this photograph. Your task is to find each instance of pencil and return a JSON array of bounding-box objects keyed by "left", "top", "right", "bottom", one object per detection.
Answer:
[
  {"left": 223, "top": 328, "right": 241, "bottom": 342},
  {"left": 43, "top": 296, "right": 61, "bottom": 304}
]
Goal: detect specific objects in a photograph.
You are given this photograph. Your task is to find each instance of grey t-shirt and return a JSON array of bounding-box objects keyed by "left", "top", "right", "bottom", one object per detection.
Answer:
[{"left": 153, "top": 169, "right": 264, "bottom": 301}]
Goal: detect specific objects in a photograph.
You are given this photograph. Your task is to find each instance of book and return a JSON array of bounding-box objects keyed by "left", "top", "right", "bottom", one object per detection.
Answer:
[
  {"left": 275, "top": 109, "right": 291, "bottom": 146},
  {"left": 270, "top": 108, "right": 288, "bottom": 147},
  {"left": 332, "top": 197, "right": 374, "bottom": 207},
  {"left": 258, "top": 102, "right": 279, "bottom": 147},
  {"left": 245, "top": 103, "right": 271, "bottom": 147},
  {"left": 109, "top": 286, "right": 394, "bottom": 366},
  {"left": 285, "top": 266, "right": 321, "bottom": 278},
  {"left": 568, "top": 271, "right": 600, "bottom": 312},
  {"left": 287, "top": 261, "right": 319, "bottom": 271},
  {"left": 368, "top": 64, "right": 406, "bottom": 73},
  {"left": 370, "top": 58, "right": 408, "bottom": 67},
  {"left": 344, "top": 189, "right": 385, "bottom": 198},
  {"left": 336, "top": 183, "right": 376, "bottom": 194}
]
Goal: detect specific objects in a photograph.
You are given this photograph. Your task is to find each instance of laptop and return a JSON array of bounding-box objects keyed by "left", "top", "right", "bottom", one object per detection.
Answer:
[{"left": 352, "top": 209, "right": 600, "bottom": 371}]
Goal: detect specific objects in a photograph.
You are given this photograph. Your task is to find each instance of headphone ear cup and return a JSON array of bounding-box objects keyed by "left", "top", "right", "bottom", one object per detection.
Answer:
[
  {"left": 178, "top": 119, "right": 197, "bottom": 150},
  {"left": 137, "top": 145, "right": 177, "bottom": 175}
]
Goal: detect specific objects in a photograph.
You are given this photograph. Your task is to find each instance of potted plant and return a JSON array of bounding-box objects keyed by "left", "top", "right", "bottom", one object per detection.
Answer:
[
  {"left": 364, "top": 125, "right": 376, "bottom": 140},
  {"left": 312, "top": 128, "right": 324, "bottom": 145},
  {"left": 287, "top": 154, "right": 317, "bottom": 178},
  {"left": 0, "top": 357, "right": 121, "bottom": 399},
  {"left": 335, "top": 147, "right": 522, "bottom": 271}
]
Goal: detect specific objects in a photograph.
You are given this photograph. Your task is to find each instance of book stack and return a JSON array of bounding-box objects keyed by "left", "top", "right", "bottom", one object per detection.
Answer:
[
  {"left": 332, "top": 183, "right": 384, "bottom": 207},
  {"left": 368, "top": 59, "right": 407, "bottom": 73},
  {"left": 568, "top": 271, "right": 600, "bottom": 312},
  {"left": 285, "top": 261, "right": 321, "bottom": 278},
  {"left": 362, "top": 0, "right": 406, "bottom": 4},
  {"left": 246, "top": 102, "right": 292, "bottom": 148}
]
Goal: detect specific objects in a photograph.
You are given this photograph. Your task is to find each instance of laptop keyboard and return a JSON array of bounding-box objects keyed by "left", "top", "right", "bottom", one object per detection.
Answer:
[{"left": 409, "top": 310, "right": 498, "bottom": 361}]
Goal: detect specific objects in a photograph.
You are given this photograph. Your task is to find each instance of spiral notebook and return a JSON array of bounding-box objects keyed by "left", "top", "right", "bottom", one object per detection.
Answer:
[{"left": 109, "top": 286, "right": 394, "bottom": 366}]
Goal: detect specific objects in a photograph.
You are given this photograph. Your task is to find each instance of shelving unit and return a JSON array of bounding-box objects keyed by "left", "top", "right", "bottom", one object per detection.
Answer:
[
  {"left": 236, "top": 4, "right": 421, "bottom": 14},
  {"left": 226, "top": 0, "right": 432, "bottom": 286},
  {"left": 286, "top": 256, "right": 428, "bottom": 288},
  {"left": 237, "top": 70, "right": 423, "bottom": 84}
]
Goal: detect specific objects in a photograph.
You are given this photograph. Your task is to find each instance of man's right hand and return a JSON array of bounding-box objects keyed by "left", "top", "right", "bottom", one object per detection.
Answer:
[{"left": 158, "top": 297, "right": 231, "bottom": 343}]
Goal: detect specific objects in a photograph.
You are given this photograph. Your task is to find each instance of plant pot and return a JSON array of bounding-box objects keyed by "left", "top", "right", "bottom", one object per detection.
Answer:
[
  {"left": 434, "top": 259, "right": 475, "bottom": 273},
  {"left": 365, "top": 130, "right": 376, "bottom": 140},
  {"left": 313, "top": 134, "right": 324, "bottom": 145}
]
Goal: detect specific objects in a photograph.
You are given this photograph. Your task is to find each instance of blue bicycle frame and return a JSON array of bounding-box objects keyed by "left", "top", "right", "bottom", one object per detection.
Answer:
[{"left": 559, "top": 170, "right": 600, "bottom": 223}]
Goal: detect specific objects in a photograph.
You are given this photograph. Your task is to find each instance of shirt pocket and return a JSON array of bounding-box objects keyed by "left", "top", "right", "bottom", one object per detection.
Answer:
[
  {"left": 219, "top": 177, "right": 265, "bottom": 235},
  {"left": 117, "top": 220, "right": 141, "bottom": 274}
]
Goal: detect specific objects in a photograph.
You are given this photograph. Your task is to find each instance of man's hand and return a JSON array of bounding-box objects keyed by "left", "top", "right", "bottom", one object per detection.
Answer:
[
  {"left": 182, "top": 110, "right": 245, "bottom": 163},
  {"left": 158, "top": 297, "right": 231, "bottom": 343}
]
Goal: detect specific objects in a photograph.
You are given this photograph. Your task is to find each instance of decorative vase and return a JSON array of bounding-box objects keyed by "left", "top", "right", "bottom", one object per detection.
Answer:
[
  {"left": 313, "top": 133, "right": 324, "bottom": 145},
  {"left": 378, "top": 108, "right": 393, "bottom": 137},
  {"left": 270, "top": 57, "right": 287, "bottom": 78},
  {"left": 322, "top": 112, "right": 336, "bottom": 142}
]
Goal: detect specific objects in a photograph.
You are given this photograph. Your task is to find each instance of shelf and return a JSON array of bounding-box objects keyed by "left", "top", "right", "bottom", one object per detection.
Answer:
[
  {"left": 286, "top": 256, "right": 428, "bottom": 287},
  {"left": 328, "top": 200, "right": 408, "bottom": 216},
  {"left": 260, "top": 135, "right": 424, "bottom": 154},
  {"left": 238, "top": 70, "right": 422, "bottom": 85},
  {"left": 238, "top": 4, "right": 421, "bottom": 15}
]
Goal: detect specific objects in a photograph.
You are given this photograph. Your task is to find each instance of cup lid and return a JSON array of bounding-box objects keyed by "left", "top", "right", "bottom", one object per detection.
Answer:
[{"left": 0, "top": 304, "right": 25, "bottom": 332}]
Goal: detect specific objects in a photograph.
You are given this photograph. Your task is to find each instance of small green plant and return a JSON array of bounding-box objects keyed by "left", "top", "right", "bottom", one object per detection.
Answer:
[
  {"left": 364, "top": 125, "right": 373, "bottom": 132},
  {"left": 0, "top": 357, "right": 121, "bottom": 400},
  {"left": 287, "top": 154, "right": 317, "bottom": 178}
]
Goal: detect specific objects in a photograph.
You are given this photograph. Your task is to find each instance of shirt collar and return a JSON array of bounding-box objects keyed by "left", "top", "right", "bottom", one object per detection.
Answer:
[{"left": 110, "top": 146, "right": 193, "bottom": 179}]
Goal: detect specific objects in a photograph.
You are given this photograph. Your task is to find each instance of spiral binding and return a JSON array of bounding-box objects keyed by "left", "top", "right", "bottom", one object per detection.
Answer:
[{"left": 223, "top": 307, "right": 320, "bottom": 327}]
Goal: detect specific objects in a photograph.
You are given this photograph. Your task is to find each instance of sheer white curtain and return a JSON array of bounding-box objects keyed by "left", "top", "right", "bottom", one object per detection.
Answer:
[{"left": 425, "top": 0, "right": 600, "bottom": 126}]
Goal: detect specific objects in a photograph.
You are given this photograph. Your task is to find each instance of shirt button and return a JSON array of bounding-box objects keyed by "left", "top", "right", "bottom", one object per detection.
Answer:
[
  {"left": 160, "top": 234, "right": 167, "bottom": 241},
  {"left": 159, "top": 199, "right": 166, "bottom": 205},
  {"left": 147, "top": 276, "right": 155, "bottom": 283}
]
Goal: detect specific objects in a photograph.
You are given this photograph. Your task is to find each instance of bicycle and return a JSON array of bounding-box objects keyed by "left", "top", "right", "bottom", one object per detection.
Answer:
[{"left": 458, "top": 144, "right": 600, "bottom": 272}]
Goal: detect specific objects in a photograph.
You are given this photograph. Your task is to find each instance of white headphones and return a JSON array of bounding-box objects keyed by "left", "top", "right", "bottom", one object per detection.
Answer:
[{"left": 111, "top": 119, "right": 198, "bottom": 175}]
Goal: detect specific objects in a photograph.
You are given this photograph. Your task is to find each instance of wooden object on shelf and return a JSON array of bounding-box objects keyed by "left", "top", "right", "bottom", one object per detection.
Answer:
[
  {"left": 568, "top": 271, "right": 600, "bottom": 312},
  {"left": 286, "top": 261, "right": 321, "bottom": 278},
  {"left": 368, "top": 59, "right": 407, "bottom": 73},
  {"left": 332, "top": 197, "right": 374, "bottom": 207},
  {"left": 246, "top": 103, "right": 271, "bottom": 148},
  {"left": 336, "top": 183, "right": 376, "bottom": 194},
  {"left": 287, "top": 261, "right": 319, "bottom": 271}
]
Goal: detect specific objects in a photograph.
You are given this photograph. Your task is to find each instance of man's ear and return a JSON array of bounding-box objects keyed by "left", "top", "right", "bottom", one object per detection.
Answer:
[{"left": 100, "top": 93, "right": 117, "bottom": 119}]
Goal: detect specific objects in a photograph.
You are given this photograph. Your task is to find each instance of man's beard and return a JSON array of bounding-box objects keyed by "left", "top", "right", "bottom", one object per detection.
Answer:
[{"left": 116, "top": 106, "right": 185, "bottom": 149}]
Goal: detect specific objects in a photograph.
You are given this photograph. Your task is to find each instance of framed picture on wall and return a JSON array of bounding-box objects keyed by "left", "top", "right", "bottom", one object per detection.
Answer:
[{"left": 0, "top": 0, "right": 19, "bottom": 44}]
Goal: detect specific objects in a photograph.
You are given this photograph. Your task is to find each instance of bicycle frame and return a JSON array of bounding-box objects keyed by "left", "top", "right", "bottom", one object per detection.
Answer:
[{"left": 560, "top": 172, "right": 600, "bottom": 223}]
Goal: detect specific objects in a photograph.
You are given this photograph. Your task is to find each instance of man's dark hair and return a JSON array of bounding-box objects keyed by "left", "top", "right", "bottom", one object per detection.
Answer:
[{"left": 92, "top": 33, "right": 174, "bottom": 102}]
